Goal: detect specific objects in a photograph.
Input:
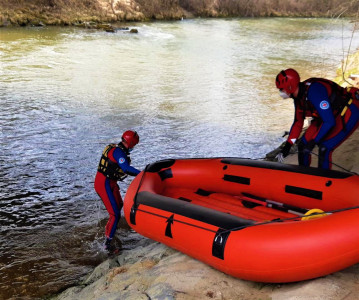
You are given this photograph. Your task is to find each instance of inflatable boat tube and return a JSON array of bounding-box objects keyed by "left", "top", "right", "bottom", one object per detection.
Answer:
[{"left": 123, "top": 158, "right": 359, "bottom": 283}]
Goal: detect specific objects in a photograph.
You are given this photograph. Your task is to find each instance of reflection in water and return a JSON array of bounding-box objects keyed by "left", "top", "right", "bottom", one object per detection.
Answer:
[{"left": 0, "top": 18, "right": 358, "bottom": 298}]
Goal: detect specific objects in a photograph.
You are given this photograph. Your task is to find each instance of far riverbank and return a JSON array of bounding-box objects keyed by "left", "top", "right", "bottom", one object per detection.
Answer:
[{"left": 0, "top": 0, "right": 359, "bottom": 27}]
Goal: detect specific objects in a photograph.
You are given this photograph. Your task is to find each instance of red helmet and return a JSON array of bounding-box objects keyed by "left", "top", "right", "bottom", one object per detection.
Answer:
[
  {"left": 275, "top": 68, "right": 300, "bottom": 95},
  {"left": 122, "top": 130, "right": 139, "bottom": 149}
]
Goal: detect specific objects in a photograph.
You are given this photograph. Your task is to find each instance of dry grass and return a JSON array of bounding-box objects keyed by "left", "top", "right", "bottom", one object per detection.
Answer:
[
  {"left": 135, "top": 0, "right": 184, "bottom": 19},
  {"left": 136, "top": 0, "right": 359, "bottom": 19},
  {"left": 0, "top": 0, "right": 110, "bottom": 25},
  {"left": 212, "top": 0, "right": 359, "bottom": 18}
]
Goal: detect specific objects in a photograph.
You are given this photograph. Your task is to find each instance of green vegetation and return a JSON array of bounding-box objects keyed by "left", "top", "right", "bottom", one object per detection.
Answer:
[
  {"left": 334, "top": 51, "right": 359, "bottom": 87},
  {"left": 0, "top": 0, "right": 358, "bottom": 26}
]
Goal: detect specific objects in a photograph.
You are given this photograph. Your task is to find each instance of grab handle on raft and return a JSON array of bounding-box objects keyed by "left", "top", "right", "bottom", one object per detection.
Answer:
[
  {"left": 301, "top": 208, "right": 327, "bottom": 221},
  {"left": 130, "top": 164, "right": 150, "bottom": 225}
]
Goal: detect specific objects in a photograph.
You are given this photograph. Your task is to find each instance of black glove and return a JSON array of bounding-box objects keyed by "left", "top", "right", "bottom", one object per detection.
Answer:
[
  {"left": 281, "top": 141, "right": 292, "bottom": 158},
  {"left": 275, "top": 141, "right": 292, "bottom": 163}
]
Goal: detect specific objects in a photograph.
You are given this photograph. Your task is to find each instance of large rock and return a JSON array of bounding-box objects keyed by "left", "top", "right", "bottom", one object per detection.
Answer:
[{"left": 52, "top": 236, "right": 359, "bottom": 300}]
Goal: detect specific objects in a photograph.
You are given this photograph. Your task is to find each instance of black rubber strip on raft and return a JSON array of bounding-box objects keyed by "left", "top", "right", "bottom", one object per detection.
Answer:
[
  {"left": 285, "top": 185, "right": 323, "bottom": 200},
  {"left": 195, "top": 189, "right": 214, "bottom": 196},
  {"left": 136, "top": 191, "right": 255, "bottom": 230},
  {"left": 158, "top": 168, "right": 173, "bottom": 181},
  {"left": 147, "top": 159, "right": 176, "bottom": 172},
  {"left": 221, "top": 158, "right": 352, "bottom": 179},
  {"left": 223, "top": 174, "right": 250, "bottom": 185},
  {"left": 241, "top": 200, "right": 261, "bottom": 208},
  {"left": 178, "top": 197, "right": 192, "bottom": 202}
]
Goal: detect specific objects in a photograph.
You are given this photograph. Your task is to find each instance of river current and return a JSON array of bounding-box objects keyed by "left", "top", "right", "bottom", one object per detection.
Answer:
[{"left": 0, "top": 18, "right": 358, "bottom": 299}]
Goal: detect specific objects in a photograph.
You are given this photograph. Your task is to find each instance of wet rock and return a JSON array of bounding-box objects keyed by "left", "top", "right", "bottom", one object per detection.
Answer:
[
  {"left": 117, "top": 239, "right": 169, "bottom": 266},
  {"left": 130, "top": 28, "right": 138, "bottom": 34},
  {"left": 54, "top": 286, "right": 84, "bottom": 300},
  {"left": 82, "top": 21, "right": 97, "bottom": 29},
  {"left": 53, "top": 234, "right": 359, "bottom": 300},
  {"left": 82, "top": 257, "right": 119, "bottom": 285},
  {"left": 73, "top": 22, "right": 86, "bottom": 28},
  {"left": 96, "top": 23, "right": 115, "bottom": 32}
]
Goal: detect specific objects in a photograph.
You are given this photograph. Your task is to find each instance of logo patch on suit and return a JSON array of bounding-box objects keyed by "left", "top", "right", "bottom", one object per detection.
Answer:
[
  {"left": 119, "top": 158, "right": 125, "bottom": 164},
  {"left": 319, "top": 100, "right": 330, "bottom": 110}
]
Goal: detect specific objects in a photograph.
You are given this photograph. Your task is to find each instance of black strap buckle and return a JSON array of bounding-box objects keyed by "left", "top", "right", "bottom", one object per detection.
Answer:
[
  {"left": 130, "top": 204, "right": 138, "bottom": 225},
  {"left": 212, "top": 229, "right": 231, "bottom": 260}
]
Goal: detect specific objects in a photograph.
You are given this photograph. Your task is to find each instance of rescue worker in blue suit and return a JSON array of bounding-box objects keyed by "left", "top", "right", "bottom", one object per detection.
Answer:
[
  {"left": 94, "top": 130, "right": 141, "bottom": 252},
  {"left": 275, "top": 68, "right": 359, "bottom": 169}
]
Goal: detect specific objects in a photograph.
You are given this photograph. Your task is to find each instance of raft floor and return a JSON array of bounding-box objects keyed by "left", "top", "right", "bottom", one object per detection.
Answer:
[{"left": 162, "top": 187, "right": 298, "bottom": 222}]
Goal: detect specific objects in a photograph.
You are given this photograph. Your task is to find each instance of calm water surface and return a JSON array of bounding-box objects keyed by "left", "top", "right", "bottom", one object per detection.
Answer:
[{"left": 0, "top": 18, "right": 358, "bottom": 299}]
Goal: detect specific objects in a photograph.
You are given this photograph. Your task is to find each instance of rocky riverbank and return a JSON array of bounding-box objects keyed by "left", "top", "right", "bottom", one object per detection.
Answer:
[
  {"left": 52, "top": 129, "right": 359, "bottom": 300},
  {"left": 51, "top": 236, "right": 359, "bottom": 300},
  {"left": 0, "top": 0, "right": 359, "bottom": 27}
]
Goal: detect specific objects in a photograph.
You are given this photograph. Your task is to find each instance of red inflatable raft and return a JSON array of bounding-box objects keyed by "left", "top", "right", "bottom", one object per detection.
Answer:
[{"left": 123, "top": 158, "right": 359, "bottom": 282}]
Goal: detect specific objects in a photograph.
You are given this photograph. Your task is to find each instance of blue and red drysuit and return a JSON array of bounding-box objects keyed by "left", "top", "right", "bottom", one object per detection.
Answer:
[
  {"left": 94, "top": 143, "right": 140, "bottom": 241},
  {"left": 285, "top": 78, "right": 359, "bottom": 169}
]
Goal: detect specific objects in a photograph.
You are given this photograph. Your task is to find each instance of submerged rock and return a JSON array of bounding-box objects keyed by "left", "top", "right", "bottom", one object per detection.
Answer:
[{"left": 96, "top": 23, "right": 115, "bottom": 32}]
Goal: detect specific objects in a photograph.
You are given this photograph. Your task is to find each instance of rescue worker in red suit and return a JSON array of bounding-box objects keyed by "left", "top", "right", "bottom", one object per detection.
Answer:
[
  {"left": 94, "top": 130, "right": 141, "bottom": 251},
  {"left": 275, "top": 68, "right": 359, "bottom": 169}
]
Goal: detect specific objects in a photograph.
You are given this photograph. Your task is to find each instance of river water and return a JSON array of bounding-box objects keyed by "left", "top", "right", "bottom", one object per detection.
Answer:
[{"left": 0, "top": 18, "right": 358, "bottom": 299}]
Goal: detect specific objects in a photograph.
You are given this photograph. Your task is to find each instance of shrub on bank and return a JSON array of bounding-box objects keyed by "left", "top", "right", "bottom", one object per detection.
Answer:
[
  {"left": 0, "top": 0, "right": 110, "bottom": 26},
  {"left": 209, "top": 0, "right": 359, "bottom": 18},
  {"left": 334, "top": 51, "right": 359, "bottom": 87}
]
